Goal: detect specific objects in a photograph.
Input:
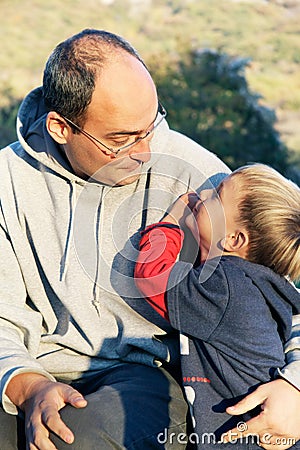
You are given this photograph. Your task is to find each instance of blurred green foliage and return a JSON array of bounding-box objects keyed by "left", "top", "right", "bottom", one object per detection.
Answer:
[
  {"left": 0, "top": 87, "right": 19, "bottom": 148},
  {"left": 152, "top": 49, "right": 290, "bottom": 174}
]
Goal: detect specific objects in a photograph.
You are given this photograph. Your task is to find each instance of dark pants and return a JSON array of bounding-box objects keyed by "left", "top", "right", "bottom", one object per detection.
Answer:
[{"left": 0, "top": 364, "right": 188, "bottom": 449}]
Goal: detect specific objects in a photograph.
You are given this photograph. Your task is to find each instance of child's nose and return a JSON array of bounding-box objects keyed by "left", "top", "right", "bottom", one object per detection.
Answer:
[{"left": 199, "top": 189, "right": 213, "bottom": 202}]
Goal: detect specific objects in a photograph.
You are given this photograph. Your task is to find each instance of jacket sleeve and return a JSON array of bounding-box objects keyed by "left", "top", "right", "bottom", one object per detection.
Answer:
[
  {"left": 277, "top": 312, "right": 300, "bottom": 390},
  {"left": 0, "top": 223, "right": 55, "bottom": 415},
  {"left": 134, "top": 223, "right": 184, "bottom": 321}
]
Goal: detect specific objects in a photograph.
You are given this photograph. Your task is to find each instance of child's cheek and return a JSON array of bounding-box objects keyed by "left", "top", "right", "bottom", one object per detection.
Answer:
[{"left": 185, "top": 213, "right": 200, "bottom": 243}]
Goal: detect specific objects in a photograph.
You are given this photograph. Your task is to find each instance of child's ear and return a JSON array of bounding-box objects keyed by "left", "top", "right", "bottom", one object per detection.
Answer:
[{"left": 222, "top": 230, "right": 249, "bottom": 253}]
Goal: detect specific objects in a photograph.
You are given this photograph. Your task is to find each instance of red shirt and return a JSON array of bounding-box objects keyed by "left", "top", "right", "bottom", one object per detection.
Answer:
[{"left": 134, "top": 223, "right": 184, "bottom": 321}]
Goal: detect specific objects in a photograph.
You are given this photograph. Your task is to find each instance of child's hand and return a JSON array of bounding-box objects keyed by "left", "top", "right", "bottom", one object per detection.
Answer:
[{"left": 162, "top": 192, "right": 199, "bottom": 227}]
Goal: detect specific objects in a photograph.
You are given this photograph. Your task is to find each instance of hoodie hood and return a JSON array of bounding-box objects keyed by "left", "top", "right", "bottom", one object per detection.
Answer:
[
  {"left": 228, "top": 256, "right": 300, "bottom": 342},
  {"left": 17, "top": 87, "right": 82, "bottom": 182}
]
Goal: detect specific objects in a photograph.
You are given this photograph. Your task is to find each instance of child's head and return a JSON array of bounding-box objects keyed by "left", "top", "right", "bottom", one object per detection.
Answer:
[
  {"left": 189, "top": 164, "right": 300, "bottom": 281},
  {"left": 229, "top": 164, "right": 300, "bottom": 281}
]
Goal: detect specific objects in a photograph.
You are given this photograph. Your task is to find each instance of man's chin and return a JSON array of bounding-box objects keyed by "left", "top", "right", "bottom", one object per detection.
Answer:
[
  {"left": 89, "top": 162, "right": 142, "bottom": 186},
  {"left": 115, "top": 173, "right": 141, "bottom": 186}
]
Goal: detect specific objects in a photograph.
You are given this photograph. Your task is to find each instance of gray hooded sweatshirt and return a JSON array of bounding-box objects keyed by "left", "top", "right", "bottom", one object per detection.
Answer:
[{"left": 0, "top": 87, "right": 298, "bottom": 415}]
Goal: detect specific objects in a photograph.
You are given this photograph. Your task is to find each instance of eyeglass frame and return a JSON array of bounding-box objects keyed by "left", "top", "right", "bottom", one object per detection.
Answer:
[{"left": 60, "top": 102, "right": 167, "bottom": 157}]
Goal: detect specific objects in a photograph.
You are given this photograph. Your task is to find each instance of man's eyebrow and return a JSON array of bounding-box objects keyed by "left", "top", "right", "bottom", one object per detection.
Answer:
[
  {"left": 105, "top": 129, "right": 144, "bottom": 138},
  {"left": 105, "top": 107, "right": 160, "bottom": 138}
]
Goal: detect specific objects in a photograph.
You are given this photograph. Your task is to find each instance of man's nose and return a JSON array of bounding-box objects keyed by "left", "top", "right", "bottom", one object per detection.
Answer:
[{"left": 128, "top": 139, "right": 151, "bottom": 163}]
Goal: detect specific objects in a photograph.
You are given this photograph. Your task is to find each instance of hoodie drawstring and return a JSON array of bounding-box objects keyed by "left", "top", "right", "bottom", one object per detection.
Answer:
[
  {"left": 59, "top": 171, "right": 150, "bottom": 313},
  {"left": 92, "top": 188, "right": 104, "bottom": 315},
  {"left": 60, "top": 179, "right": 77, "bottom": 282},
  {"left": 141, "top": 168, "right": 151, "bottom": 231}
]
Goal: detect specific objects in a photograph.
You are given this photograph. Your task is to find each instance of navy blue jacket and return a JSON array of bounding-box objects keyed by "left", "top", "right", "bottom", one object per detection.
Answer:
[{"left": 167, "top": 256, "right": 300, "bottom": 449}]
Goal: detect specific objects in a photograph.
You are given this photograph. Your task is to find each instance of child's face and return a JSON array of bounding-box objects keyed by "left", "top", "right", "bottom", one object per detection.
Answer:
[{"left": 185, "top": 175, "right": 240, "bottom": 262}]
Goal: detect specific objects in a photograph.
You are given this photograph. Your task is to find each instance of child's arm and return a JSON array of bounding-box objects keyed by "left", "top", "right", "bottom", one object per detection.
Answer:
[
  {"left": 135, "top": 223, "right": 184, "bottom": 320},
  {"left": 135, "top": 192, "right": 198, "bottom": 320}
]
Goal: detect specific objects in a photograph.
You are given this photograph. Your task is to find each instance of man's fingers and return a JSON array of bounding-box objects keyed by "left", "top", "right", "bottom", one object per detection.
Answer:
[
  {"left": 55, "top": 384, "right": 87, "bottom": 410},
  {"left": 221, "top": 415, "right": 263, "bottom": 443},
  {"left": 259, "top": 433, "right": 293, "bottom": 450},
  {"left": 42, "top": 386, "right": 87, "bottom": 443},
  {"left": 221, "top": 415, "right": 297, "bottom": 449},
  {"left": 28, "top": 432, "right": 58, "bottom": 450},
  {"left": 67, "top": 391, "right": 87, "bottom": 408},
  {"left": 24, "top": 383, "right": 86, "bottom": 449},
  {"left": 41, "top": 408, "right": 74, "bottom": 444},
  {"left": 226, "top": 386, "right": 267, "bottom": 415},
  {"left": 26, "top": 418, "right": 58, "bottom": 450},
  {"left": 222, "top": 381, "right": 300, "bottom": 449}
]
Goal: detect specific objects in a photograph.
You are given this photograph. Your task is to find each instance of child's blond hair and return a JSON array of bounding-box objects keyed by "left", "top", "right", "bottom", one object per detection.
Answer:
[{"left": 230, "top": 164, "right": 300, "bottom": 281}]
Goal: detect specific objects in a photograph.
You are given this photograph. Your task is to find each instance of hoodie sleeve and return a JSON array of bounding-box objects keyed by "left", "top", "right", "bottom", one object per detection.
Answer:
[{"left": 0, "top": 224, "right": 55, "bottom": 415}]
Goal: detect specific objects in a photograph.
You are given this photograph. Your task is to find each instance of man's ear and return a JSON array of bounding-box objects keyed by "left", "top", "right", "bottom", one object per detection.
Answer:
[
  {"left": 46, "top": 112, "right": 69, "bottom": 144},
  {"left": 222, "top": 230, "right": 249, "bottom": 253}
]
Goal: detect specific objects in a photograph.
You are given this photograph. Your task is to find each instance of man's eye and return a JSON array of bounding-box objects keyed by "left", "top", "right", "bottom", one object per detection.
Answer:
[{"left": 110, "top": 137, "right": 131, "bottom": 146}]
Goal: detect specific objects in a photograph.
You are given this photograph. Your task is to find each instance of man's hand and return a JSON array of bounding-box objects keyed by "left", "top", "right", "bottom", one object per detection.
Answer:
[
  {"left": 222, "top": 379, "right": 300, "bottom": 449},
  {"left": 6, "top": 373, "right": 87, "bottom": 450}
]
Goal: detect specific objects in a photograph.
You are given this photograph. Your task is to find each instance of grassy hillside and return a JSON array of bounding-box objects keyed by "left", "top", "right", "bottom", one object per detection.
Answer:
[{"left": 1, "top": 0, "right": 299, "bottom": 162}]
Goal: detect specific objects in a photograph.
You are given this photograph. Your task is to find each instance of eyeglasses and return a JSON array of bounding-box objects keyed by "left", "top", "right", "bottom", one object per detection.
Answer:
[{"left": 61, "top": 102, "right": 167, "bottom": 157}]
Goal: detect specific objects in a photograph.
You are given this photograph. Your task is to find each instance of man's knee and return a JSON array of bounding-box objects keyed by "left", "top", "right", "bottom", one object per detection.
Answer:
[{"left": 52, "top": 365, "right": 188, "bottom": 449}]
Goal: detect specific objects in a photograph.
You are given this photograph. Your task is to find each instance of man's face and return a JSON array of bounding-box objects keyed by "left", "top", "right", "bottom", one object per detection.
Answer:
[{"left": 62, "top": 52, "right": 159, "bottom": 186}]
